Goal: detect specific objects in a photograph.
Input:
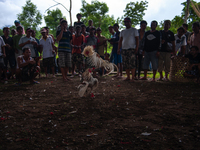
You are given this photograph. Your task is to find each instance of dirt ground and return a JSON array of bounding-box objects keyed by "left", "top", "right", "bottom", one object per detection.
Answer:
[{"left": 0, "top": 75, "right": 200, "bottom": 150}]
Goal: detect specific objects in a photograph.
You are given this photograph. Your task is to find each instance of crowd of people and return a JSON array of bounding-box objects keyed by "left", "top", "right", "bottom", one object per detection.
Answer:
[{"left": 0, "top": 13, "right": 200, "bottom": 85}]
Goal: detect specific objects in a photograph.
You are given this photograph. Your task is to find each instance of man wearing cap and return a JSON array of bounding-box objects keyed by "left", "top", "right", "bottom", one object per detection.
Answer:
[
  {"left": 40, "top": 28, "right": 56, "bottom": 78},
  {"left": 118, "top": 17, "right": 139, "bottom": 82},
  {"left": 19, "top": 28, "right": 38, "bottom": 59},
  {"left": 56, "top": 19, "right": 72, "bottom": 81},
  {"left": 2, "top": 27, "right": 16, "bottom": 81},
  {"left": 14, "top": 20, "right": 25, "bottom": 35}
]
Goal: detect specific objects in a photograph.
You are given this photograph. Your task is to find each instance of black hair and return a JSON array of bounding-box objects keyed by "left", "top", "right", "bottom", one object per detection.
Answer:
[
  {"left": 140, "top": 20, "right": 147, "bottom": 25},
  {"left": 61, "top": 19, "right": 67, "bottom": 24},
  {"left": 182, "top": 23, "right": 188, "bottom": 29},
  {"left": 60, "top": 18, "right": 64, "bottom": 21},
  {"left": 26, "top": 28, "right": 32, "bottom": 32},
  {"left": 69, "top": 26, "right": 74, "bottom": 29},
  {"left": 108, "top": 26, "right": 113, "bottom": 29},
  {"left": 177, "top": 26, "right": 185, "bottom": 33},
  {"left": 192, "top": 22, "right": 200, "bottom": 28},
  {"left": 44, "top": 27, "right": 49, "bottom": 30},
  {"left": 76, "top": 13, "right": 82, "bottom": 17},
  {"left": 76, "top": 25, "right": 81, "bottom": 29},
  {"left": 151, "top": 20, "right": 158, "bottom": 26},
  {"left": 113, "top": 23, "right": 119, "bottom": 28},
  {"left": 3, "top": 27, "right": 9, "bottom": 31},
  {"left": 16, "top": 26, "right": 23, "bottom": 31},
  {"left": 22, "top": 47, "right": 30, "bottom": 53},
  {"left": 190, "top": 46, "right": 199, "bottom": 51}
]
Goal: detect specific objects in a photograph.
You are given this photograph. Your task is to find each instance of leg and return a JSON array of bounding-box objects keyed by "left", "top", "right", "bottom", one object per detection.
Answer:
[
  {"left": 157, "top": 52, "right": 164, "bottom": 80},
  {"left": 51, "top": 66, "right": 55, "bottom": 77},
  {"left": 131, "top": 68, "right": 136, "bottom": 81},
  {"left": 60, "top": 67, "right": 67, "bottom": 81},
  {"left": 152, "top": 70, "right": 157, "bottom": 81},
  {"left": 44, "top": 67, "right": 48, "bottom": 77},
  {"left": 124, "top": 69, "right": 130, "bottom": 80},
  {"left": 15, "top": 69, "right": 22, "bottom": 84},
  {"left": 164, "top": 52, "right": 171, "bottom": 80}
]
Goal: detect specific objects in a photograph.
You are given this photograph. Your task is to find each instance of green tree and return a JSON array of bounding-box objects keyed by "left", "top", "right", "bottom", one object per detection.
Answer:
[
  {"left": 80, "top": 0, "right": 115, "bottom": 38},
  {"left": 44, "top": 8, "right": 65, "bottom": 37},
  {"left": 17, "top": 0, "right": 42, "bottom": 31},
  {"left": 122, "top": 1, "right": 148, "bottom": 27}
]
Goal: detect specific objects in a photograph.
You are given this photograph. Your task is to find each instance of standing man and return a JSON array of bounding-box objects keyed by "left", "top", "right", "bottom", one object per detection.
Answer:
[
  {"left": 56, "top": 20, "right": 72, "bottom": 81},
  {"left": 118, "top": 17, "right": 139, "bottom": 82},
  {"left": 74, "top": 13, "right": 84, "bottom": 28},
  {"left": 86, "top": 20, "right": 93, "bottom": 32},
  {"left": 136, "top": 20, "right": 147, "bottom": 79},
  {"left": 158, "top": 20, "right": 175, "bottom": 81},
  {"left": 2, "top": 27, "right": 16, "bottom": 81},
  {"left": 40, "top": 28, "right": 56, "bottom": 78},
  {"left": 182, "top": 23, "right": 191, "bottom": 54},
  {"left": 190, "top": 22, "right": 200, "bottom": 53},
  {"left": 13, "top": 26, "right": 24, "bottom": 66},
  {"left": 14, "top": 20, "right": 25, "bottom": 35},
  {"left": 141, "top": 20, "right": 160, "bottom": 82}
]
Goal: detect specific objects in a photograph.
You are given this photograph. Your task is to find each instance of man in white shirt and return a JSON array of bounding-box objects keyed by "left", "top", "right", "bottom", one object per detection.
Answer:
[
  {"left": 118, "top": 17, "right": 139, "bottom": 82},
  {"left": 19, "top": 28, "right": 38, "bottom": 58},
  {"left": 39, "top": 28, "right": 56, "bottom": 77},
  {"left": 175, "top": 27, "right": 186, "bottom": 56}
]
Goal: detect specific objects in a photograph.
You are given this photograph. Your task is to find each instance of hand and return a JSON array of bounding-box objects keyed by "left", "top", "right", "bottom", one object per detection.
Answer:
[
  {"left": 3, "top": 54, "right": 6, "bottom": 58},
  {"left": 162, "top": 40, "right": 165, "bottom": 44},
  {"left": 52, "top": 50, "right": 55, "bottom": 54},
  {"left": 31, "top": 41, "right": 37, "bottom": 45},
  {"left": 142, "top": 51, "right": 145, "bottom": 56},
  {"left": 134, "top": 48, "right": 138, "bottom": 54},
  {"left": 26, "top": 40, "right": 31, "bottom": 44}
]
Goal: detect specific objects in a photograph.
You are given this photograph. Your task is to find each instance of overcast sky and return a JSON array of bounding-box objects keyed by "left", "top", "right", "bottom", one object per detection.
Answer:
[{"left": 0, "top": 0, "right": 197, "bottom": 29}]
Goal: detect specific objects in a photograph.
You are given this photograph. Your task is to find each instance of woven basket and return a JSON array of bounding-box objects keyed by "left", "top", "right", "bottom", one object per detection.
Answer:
[{"left": 169, "top": 56, "right": 193, "bottom": 82}]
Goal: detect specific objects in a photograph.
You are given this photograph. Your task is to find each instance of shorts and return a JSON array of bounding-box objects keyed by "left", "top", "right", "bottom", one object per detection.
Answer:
[
  {"left": 58, "top": 51, "right": 72, "bottom": 68},
  {"left": 0, "top": 56, "right": 5, "bottom": 68},
  {"left": 143, "top": 51, "right": 158, "bottom": 70},
  {"left": 113, "top": 53, "right": 122, "bottom": 65},
  {"left": 121, "top": 49, "right": 136, "bottom": 70},
  {"left": 71, "top": 53, "right": 83, "bottom": 66},
  {"left": 4, "top": 55, "right": 16, "bottom": 69},
  {"left": 43, "top": 57, "right": 55, "bottom": 68}
]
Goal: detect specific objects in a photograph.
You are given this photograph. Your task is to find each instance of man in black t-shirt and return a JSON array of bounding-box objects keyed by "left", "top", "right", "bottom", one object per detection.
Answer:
[
  {"left": 158, "top": 20, "right": 175, "bottom": 81},
  {"left": 141, "top": 20, "right": 160, "bottom": 82},
  {"left": 2, "top": 27, "right": 16, "bottom": 81},
  {"left": 74, "top": 13, "right": 84, "bottom": 29}
]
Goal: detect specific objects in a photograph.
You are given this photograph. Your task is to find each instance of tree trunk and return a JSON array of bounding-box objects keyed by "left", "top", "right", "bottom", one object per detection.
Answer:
[
  {"left": 184, "top": 0, "right": 190, "bottom": 23},
  {"left": 69, "top": 0, "right": 72, "bottom": 26}
]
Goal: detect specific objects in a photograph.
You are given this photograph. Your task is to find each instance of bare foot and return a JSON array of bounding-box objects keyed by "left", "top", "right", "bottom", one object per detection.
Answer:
[
  {"left": 66, "top": 77, "right": 72, "bottom": 81},
  {"left": 123, "top": 78, "right": 130, "bottom": 81}
]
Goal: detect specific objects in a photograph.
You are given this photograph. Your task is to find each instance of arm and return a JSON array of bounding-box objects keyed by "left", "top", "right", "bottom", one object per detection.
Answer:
[
  {"left": 117, "top": 37, "right": 123, "bottom": 54},
  {"left": 2, "top": 46, "right": 6, "bottom": 57},
  {"left": 56, "top": 28, "right": 64, "bottom": 41},
  {"left": 135, "top": 36, "right": 139, "bottom": 54},
  {"left": 180, "top": 45, "right": 186, "bottom": 55}
]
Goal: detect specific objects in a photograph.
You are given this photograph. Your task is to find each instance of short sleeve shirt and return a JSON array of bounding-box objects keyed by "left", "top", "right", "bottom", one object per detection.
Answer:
[
  {"left": 2, "top": 35, "right": 15, "bottom": 56},
  {"left": 175, "top": 34, "right": 186, "bottom": 52},
  {"left": 56, "top": 30, "right": 72, "bottom": 53},
  {"left": 84, "top": 35, "right": 100, "bottom": 52},
  {"left": 112, "top": 31, "right": 120, "bottom": 54},
  {"left": 0, "top": 36, "right": 6, "bottom": 56},
  {"left": 160, "top": 30, "right": 175, "bottom": 52},
  {"left": 39, "top": 36, "right": 54, "bottom": 59},
  {"left": 120, "top": 27, "right": 139, "bottom": 49},
  {"left": 13, "top": 34, "right": 23, "bottom": 51},
  {"left": 18, "top": 36, "right": 37, "bottom": 57},
  {"left": 72, "top": 34, "right": 85, "bottom": 54},
  {"left": 144, "top": 30, "right": 160, "bottom": 52}
]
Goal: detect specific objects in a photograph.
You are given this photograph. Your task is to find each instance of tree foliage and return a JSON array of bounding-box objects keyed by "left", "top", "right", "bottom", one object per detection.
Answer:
[
  {"left": 44, "top": 8, "right": 65, "bottom": 37},
  {"left": 122, "top": 1, "right": 148, "bottom": 27},
  {"left": 80, "top": 0, "right": 115, "bottom": 38},
  {"left": 17, "top": 0, "right": 42, "bottom": 31}
]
